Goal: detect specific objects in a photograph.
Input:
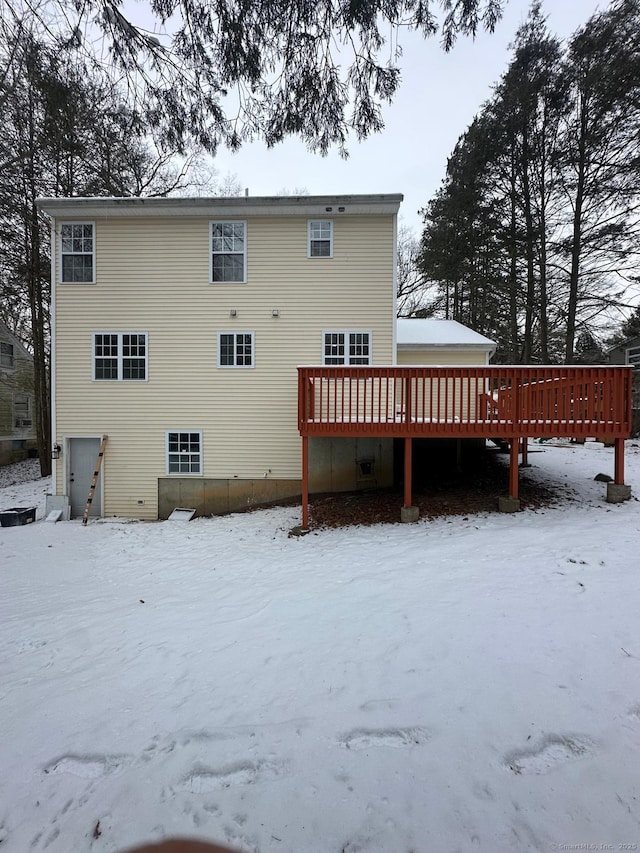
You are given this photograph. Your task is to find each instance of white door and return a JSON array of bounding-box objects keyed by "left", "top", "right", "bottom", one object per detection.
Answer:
[{"left": 68, "top": 437, "right": 102, "bottom": 517}]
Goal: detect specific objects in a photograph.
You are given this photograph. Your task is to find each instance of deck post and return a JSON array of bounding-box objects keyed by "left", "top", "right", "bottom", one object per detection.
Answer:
[
  {"left": 614, "top": 437, "right": 625, "bottom": 485},
  {"left": 499, "top": 437, "right": 521, "bottom": 512},
  {"left": 607, "top": 438, "right": 631, "bottom": 503},
  {"left": 520, "top": 437, "right": 530, "bottom": 467},
  {"left": 401, "top": 437, "right": 419, "bottom": 522},
  {"left": 510, "top": 438, "right": 519, "bottom": 499},
  {"left": 403, "top": 437, "right": 412, "bottom": 507},
  {"left": 302, "top": 435, "right": 309, "bottom": 528}
]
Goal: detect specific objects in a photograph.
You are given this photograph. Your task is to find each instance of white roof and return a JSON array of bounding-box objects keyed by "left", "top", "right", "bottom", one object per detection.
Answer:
[{"left": 396, "top": 319, "right": 496, "bottom": 350}]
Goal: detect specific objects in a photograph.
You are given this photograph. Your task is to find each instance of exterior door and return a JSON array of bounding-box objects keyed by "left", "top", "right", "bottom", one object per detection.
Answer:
[{"left": 68, "top": 437, "right": 102, "bottom": 517}]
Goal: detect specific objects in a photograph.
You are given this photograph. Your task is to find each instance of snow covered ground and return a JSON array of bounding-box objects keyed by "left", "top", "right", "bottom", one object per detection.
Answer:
[{"left": 1, "top": 442, "right": 639, "bottom": 853}]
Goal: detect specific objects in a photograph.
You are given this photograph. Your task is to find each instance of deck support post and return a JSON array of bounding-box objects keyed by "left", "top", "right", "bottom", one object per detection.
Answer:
[
  {"left": 301, "top": 435, "right": 309, "bottom": 528},
  {"left": 614, "top": 437, "right": 625, "bottom": 485},
  {"left": 520, "top": 438, "right": 529, "bottom": 467},
  {"left": 509, "top": 438, "right": 519, "bottom": 499},
  {"left": 403, "top": 437, "right": 412, "bottom": 507},
  {"left": 499, "top": 437, "right": 521, "bottom": 512},
  {"left": 401, "top": 437, "right": 419, "bottom": 522},
  {"left": 607, "top": 438, "right": 631, "bottom": 503}
]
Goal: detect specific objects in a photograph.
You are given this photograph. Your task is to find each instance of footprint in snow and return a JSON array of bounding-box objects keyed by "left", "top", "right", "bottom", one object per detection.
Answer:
[
  {"left": 43, "top": 754, "right": 127, "bottom": 779},
  {"left": 505, "top": 734, "right": 594, "bottom": 775},
  {"left": 339, "top": 727, "right": 430, "bottom": 750},
  {"left": 179, "top": 758, "right": 288, "bottom": 792}
]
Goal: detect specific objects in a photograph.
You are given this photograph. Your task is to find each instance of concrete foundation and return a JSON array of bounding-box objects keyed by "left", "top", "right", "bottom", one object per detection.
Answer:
[
  {"left": 158, "top": 477, "right": 302, "bottom": 519},
  {"left": 498, "top": 495, "right": 521, "bottom": 513},
  {"left": 400, "top": 505, "right": 419, "bottom": 523},
  {"left": 606, "top": 483, "right": 632, "bottom": 503}
]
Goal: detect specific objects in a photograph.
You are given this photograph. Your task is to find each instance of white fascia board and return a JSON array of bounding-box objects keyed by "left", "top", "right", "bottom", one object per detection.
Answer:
[{"left": 36, "top": 194, "right": 404, "bottom": 219}]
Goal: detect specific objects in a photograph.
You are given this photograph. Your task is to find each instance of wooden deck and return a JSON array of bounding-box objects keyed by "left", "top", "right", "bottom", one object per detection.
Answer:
[{"left": 297, "top": 365, "right": 633, "bottom": 526}]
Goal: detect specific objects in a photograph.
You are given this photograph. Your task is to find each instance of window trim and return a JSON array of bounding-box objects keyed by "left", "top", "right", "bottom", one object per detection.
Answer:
[
  {"left": 308, "top": 219, "right": 333, "bottom": 259},
  {"left": 92, "top": 331, "right": 148, "bottom": 381},
  {"left": 322, "top": 330, "right": 372, "bottom": 366},
  {"left": 13, "top": 392, "right": 31, "bottom": 428},
  {"left": 166, "top": 430, "right": 203, "bottom": 476},
  {"left": 217, "top": 331, "right": 255, "bottom": 369},
  {"left": 60, "top": 221, "right": 96, "bottom": 284},
  {"left": 626, "top": 344, "right": 640, "bottom": 367},
  {"left": 0, "top": 340, "right": 15, "bottom": 369},
  {"left": 210, "top": 220, "right": 247, "bottom": 284}
]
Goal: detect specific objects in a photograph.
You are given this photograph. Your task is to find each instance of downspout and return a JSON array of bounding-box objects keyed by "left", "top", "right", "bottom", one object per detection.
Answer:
[{"left": 48, "top": 215, "right": 57, "bottom": 494}]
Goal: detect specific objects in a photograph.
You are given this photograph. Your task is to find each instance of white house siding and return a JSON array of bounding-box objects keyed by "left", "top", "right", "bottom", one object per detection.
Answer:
[{"left": 52, "top": 211, "right": 396, "bottom": 519}]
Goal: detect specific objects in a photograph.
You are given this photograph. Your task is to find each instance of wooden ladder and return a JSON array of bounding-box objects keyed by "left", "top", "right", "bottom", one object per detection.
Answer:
[{"left": 82, "top": 435, "right": 108, "bottom": 526}]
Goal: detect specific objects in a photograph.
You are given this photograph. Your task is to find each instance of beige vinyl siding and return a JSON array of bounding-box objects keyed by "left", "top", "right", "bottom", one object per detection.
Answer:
[
  {"left": 396, "top": 348, "right": 490, "bottom": 367},
  {"left": 54, "top": 213, "right": 395, "bottom": 518}
]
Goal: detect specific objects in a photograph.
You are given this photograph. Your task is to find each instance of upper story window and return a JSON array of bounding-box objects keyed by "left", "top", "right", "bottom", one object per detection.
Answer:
[
  {"left": 166, "top": 431, "right": 202, "bottom": 474},
  {"left": 0, "top": 341, "right": 14, "bottom": 368},
  {"left": 308, "top": 220, "right": 333, "bottom": 258},
  {"left": 211, "top": 221, "right": 246, "bottom": 283},
  {"left": 93, "top": 332, "right": 147, "bottom": 381},
  {"left": 627, "top": 344, "right": 640, "bottom": 367},
  {"left": 323, "top": 331, "right": 371, "bottom": 365},
  {"left": 218, "top": 331, "right": 254, "bottom": 367},
  {"left": 60, "top": 222, "right": 95, "bottom": 283}
]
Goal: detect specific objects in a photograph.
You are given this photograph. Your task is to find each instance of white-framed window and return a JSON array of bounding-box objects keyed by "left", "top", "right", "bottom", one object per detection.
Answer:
[
  {"left": 166, "top": 431, "right": 202, "bottom": 474},
  {"left": 308, "top": 220, "right": 333, "bottom": 258},
  {"left": 0, "top": 341, "right": 14, "bottom": 368},
  {"left": 60, "top": 222, "right": 95, "bottom": 283},
  {"left": 14, "top": 393, "right": 31, "bottom": 427},
  {"left": 323, "top": 331, "right": 371, "bottom": 365},
  {"left": 626, "top": 344, "right": 640, "bottom": 367},
  {"left": 211, "top": 221, "right": 246, "bottom": 283},
  {"left": 93, "top": 332, "right": 147, "bottom": 380},
  {"left": 218, "top": 331, "right": 254, "bottom": 367}
]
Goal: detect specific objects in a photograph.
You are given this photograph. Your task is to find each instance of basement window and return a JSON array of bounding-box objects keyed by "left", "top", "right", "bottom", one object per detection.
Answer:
[{"left": 166, "top": 431, "right": 202, "bottom": 474}]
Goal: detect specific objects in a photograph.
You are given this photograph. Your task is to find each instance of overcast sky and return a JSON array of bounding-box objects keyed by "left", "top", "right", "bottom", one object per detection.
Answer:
[{"left": 213, "top": 0, "right": 606, "bottom": 234}]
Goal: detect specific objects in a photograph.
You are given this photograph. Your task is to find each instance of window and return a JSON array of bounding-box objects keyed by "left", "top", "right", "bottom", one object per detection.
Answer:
[
  {"left": 167, "top": 431, "right": 202, "bottom": 474},
  {"left": 14, "top": 394, "right": 30, "bottom": 418},
  {"left": 218, "top": 332, "right": 254, "bottom": 367},
  {"left": 211, "top": 221, "right": 246, "bottom": 282},
  {"left": 0, "top": 341, "right": 14, "bottom": 368},
  {"left": 14, "top": 393, "right": 31, "bottom": 428},
  {"left": 93, "top": 332, "right": 147, "bottom": 380},
  {"left": 61, "top": 222, "right": 95, "bottom": 283},
  {"left": 627, "top": 345, "right": 640, "bottom": 368},
  {"left": 308, "top": 220, "right": 333, "bottom": 257},
  {"left": 323, "top": 331, "right": 371, "bottom": 365}
]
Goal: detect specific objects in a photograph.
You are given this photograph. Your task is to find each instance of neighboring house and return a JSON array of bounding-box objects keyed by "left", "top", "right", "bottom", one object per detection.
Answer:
[
  {"left": 396, "top": 319, "right": 496, "bottom": 365},
  {"left": 38, "top": 194, "right": 406, "bottom": 519},
  {"left": 0, "top": 322, "right": 36, "bottom": 466},
  {"left": 608, "top": 335, "right": 640, "bottom": 435},
  {"left": 608, "top": 335, "right": 640, "bottom": 369}
]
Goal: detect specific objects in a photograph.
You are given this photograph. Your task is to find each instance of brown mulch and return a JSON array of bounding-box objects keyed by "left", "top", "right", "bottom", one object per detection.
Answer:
[{"left": 308, "top": 448, "right": 567, "bottom": 529}]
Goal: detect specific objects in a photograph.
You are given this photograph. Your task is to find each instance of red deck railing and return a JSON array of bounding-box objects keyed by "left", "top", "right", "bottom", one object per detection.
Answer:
[{"left": 298, "top": 365, "right": 633, "bottom": 440}]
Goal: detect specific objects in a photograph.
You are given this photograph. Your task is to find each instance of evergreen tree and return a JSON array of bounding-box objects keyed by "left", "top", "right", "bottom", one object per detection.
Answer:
[
  {"left": 559, "top": 0, "right": 640, "bottom": 361},
  {"left": 0, "top": 0, "right": 504, "bottom": 154}
]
